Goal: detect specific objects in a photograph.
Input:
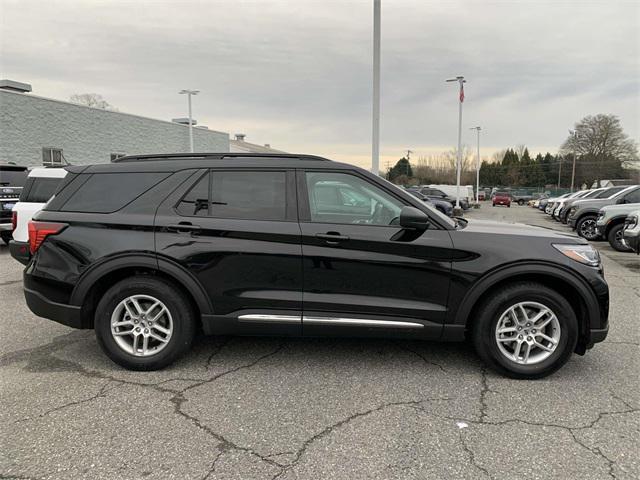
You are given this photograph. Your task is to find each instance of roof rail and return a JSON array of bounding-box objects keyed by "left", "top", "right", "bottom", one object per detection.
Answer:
[{"left": 113, "top": 152, "right": 331, "bottom": 163}]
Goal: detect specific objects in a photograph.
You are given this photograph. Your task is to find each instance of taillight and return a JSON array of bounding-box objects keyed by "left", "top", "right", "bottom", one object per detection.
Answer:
[
  {"left": 28, "top": 221, "right": 67, "bottom": 254},
  {"left": 11, "top": 211, "right": 17, "bottom": 232}
]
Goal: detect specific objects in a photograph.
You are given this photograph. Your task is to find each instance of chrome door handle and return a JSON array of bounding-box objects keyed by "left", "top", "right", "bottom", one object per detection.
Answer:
[
  {"left": 167, "top": 223, "right": 201, "bottom": 233},
  {"left": 315, "top": 233, "right": 350, "bottom": 244}
]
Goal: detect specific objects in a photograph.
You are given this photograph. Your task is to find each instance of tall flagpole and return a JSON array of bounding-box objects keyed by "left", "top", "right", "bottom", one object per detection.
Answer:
[
  {"left": 372, "top": 0, "right": 381, "bottom": 175},
  {"left": 446, "top": 76, "right": 465, "bottom": 214}
]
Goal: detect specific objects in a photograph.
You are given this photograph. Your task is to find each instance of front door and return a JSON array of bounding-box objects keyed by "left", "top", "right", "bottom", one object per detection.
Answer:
[
  {"left": 155, "top": 168, "right": 302, "bottom": 336},
  {"left": 298, "top": 170, "right": 454, "bottom": 339}
]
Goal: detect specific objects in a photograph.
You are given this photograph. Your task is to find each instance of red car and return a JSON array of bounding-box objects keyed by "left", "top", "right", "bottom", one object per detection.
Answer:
[{"left": 493, "top": 191, "right": 511, "bottom": 207}]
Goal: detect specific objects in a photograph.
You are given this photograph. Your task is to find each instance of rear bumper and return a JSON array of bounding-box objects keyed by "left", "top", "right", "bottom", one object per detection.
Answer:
[
  {"left": 24, "top": 286, "right": 83, "bottom": 329},
  {"left": 9, "top": 240, "right": 30, "bottom": 265}
]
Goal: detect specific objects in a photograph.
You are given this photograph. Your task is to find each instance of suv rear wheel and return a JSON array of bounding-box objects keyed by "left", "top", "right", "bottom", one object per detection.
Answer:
[
  {"left": 95, "top": 276, "right": 196, "bottom": 370},
  {"left": 472, "top": 282, "right": 578, "bottom": 379},
  {"left": 607, "top": 223, "right": 633, "bottom": 252}
]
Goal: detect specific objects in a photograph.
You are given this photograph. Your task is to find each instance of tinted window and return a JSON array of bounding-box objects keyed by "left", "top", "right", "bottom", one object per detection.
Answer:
[
  {"left": 210, "top": 171, "right": 286, "bottom": 221},
  {"left": 0, "top": 168, "right": 28, "bottom": 187},
  {"left": 600, "top": 186, "right": 627, "bottom": 198},
  {"left": 177, "top": 172, "right": 210, "bottom": 216},
  {"left": 623, "top": 188, "right": 640, "bottom": 204},
  {"left": 305, "top": 171, "right": 403, "bottom": 226},
  {"left": 22, "top": 177, "right": 63, "bottom": 203},
  {"left": 61, "top": 172, "right": 169, "bottom": 213}
]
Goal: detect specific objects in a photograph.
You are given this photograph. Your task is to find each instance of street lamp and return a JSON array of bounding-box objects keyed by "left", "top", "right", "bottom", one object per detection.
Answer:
[
  {"left": 569, "top": 129, "right": 578, "bottom": 192},
  {"left": 470, "top": 126, "right": 481, "bottom": 204},
  {"left": 179, "top": 89, "right": 199, "bottom": 153},
  {"left": 446, "top": 76, "right": 466, "bottom": 214}
]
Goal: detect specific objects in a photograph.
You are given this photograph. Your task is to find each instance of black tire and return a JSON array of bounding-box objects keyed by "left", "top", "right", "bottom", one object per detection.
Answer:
[
  {"left": 507, "top": 204, "right": 511, "bottom": 208},
  {"left": 471, "top": 282, "right": 578, "bottom": 379},
  {"left": 518, "top": 199, "right": 525, "bottom": 206},
  {"left": 95, "top": 276, "right": 196, "bottom": 371},
  {"left": 607, "top": 223, "right": 633, "bottom": 252},
  {"left": 576, "top": 215, "right": 599, "bottom": 240},
  {"left": 0, "top": 231, "right": 11, "bottom": 245}
]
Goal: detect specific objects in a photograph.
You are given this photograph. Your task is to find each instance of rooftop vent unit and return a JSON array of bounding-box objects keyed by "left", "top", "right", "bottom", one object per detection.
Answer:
[
  {"left": 0, "top": 79, "right": 32, "bottom": 93},
  {"left": 235, "top": 133, "right": 246, "bottom": 141}
]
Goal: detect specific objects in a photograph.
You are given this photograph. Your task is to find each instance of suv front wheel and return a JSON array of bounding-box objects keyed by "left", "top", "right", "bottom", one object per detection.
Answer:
[
  {"left": 95, "top": 276, "right": 196, "bottom": 370},
  {"left": 472, "top": 282, "right": 578, "bottom": 379},
  {"left": 576, "top": 215, "right": 599, "bottom": 240}
]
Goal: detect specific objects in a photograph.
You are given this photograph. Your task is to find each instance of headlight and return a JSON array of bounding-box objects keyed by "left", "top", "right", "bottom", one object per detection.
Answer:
[
  {"left": 569, "top": 207, "right": 577, "bottom": 217},
  {"left": 626, "top": 215, "right": 638, "bottom": 229},
  {"left": 553, "top": 244, "right": 601, "bottom": 267}
]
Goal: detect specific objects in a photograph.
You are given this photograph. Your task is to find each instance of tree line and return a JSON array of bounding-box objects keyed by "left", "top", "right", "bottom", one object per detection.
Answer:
[{"left": 388, "top": 114, "right": 639, "bottom": 188}]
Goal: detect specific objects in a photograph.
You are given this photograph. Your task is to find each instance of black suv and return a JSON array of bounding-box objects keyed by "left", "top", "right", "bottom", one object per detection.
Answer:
[{"left": 23, "top": 153, "right": 609, "bottom": 378}]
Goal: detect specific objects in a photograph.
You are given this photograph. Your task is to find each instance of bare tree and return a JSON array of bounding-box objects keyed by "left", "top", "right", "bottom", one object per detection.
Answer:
[
  {"left": 561, "top": 114, "right": 638, "bottom": 185},
  {"left": 69, "top": 93, "right": 117, "bottom": 111}
]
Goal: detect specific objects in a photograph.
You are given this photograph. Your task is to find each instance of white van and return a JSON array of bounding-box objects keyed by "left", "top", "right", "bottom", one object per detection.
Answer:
[{"left": 10, "top": 167, "right": 67, "bottom": 264}]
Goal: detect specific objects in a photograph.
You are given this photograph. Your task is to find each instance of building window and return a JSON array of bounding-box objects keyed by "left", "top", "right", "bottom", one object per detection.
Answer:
[
  {"left": 110, "top": 153, "right": 126, "bottom": 162},
  {"left": 42, "top": 148, "right": 63, "bottom": 166}
]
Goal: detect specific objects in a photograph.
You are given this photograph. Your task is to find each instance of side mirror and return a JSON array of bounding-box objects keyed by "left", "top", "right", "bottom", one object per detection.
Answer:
[{"left": 400, "top": 206, "right": 430, "bottom": 231}]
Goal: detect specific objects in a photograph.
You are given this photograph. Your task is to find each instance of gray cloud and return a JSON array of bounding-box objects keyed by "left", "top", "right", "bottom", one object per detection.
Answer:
[{"left": 1, "top": 0, "right": 638, "bottom": 167}]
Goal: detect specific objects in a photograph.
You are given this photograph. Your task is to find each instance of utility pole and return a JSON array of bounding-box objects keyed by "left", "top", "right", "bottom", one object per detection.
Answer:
[
  {"left": 446, "top": 76, "right": 465, "bottom": 215},
  {"left": 569, "top": 130, "right": 578, "bottom": 192},
  {"left": 372, "top": 0, "right": 381, "bottom": 175},
  {"left": 470, "top": 127, "right": 481, "bottom": 204},
  {"left": 179, "top": 89, "right": 199, "bottom": 153},
  {"left": 557, "top": 155, "right": 562, "bottom": 190}
]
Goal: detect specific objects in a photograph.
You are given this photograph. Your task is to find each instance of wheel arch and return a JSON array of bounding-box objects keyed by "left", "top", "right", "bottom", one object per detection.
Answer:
[
  {"left": 455, "top": 263, "right": 599, "bottom": 353},
  {"left": 70, "top": 253, "right": 212, "bottom": 329},
  {"left": 603, "top": 216, "right": 626, "bottom": 237}
]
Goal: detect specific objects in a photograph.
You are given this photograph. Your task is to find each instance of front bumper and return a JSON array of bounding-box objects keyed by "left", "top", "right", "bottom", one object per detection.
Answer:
[
  {"left": 24, "top": 286, "right": 83, "bottom": 329},
  {"left": 9, "top": 240, "right": 30, "bottom": 265},
  {"left": 623, "top": 229, "right": 640, "bottom": 252}
]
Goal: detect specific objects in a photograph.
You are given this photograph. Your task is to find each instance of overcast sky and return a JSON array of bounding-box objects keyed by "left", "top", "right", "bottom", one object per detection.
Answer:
[{"left": 1, "top": 0, "right": 638, "bottom": 168}]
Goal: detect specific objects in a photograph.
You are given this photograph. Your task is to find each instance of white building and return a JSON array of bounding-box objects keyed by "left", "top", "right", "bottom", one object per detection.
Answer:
[{"left": 0, "top": 80, "right": 230, "bottom": 166}]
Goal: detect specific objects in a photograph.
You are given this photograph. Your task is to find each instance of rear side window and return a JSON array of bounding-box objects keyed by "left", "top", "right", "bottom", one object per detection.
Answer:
[
  {"left": 21, "top": 177, "right": 63, "bottom": 203},
  {"left": 61, "top": 172, "right": 169, "bottom": 213},
  {"left": 176, "top": 170, "right": 287, "bottom": 221}
]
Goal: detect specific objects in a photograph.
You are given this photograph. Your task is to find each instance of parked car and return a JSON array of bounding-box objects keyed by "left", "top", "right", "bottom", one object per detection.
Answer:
[
  {"left": 9, "top": 167, "right": 67, "bottom": 264},
  {"left": 492, "top": 191, "right": 511, "bottom": 207},
  {"left": 406, "top": 189, "right": 454, "bottom": 216},
  {"left": 426, "top": 185, "right": 470, "bottom": 210},
  {"left": 23, "top": 152, "right": 609, "bottom": 378},
  {"left": 567, "top": 185, "right": 640, "bottom": 240},
  {"left": 0, "top": 164, "right": 29, "bottom": 244},
  {"left": 545, "top": 193, "right": 571, "bottom": 214},
  {"left": 552, "top": 190, "right": 594, "bottom": 221},
  {"left": 511, "top": 191, "right": 534, "bottom": 206},
  {"left": 557, "top": 187, "right": 628, "bottom": 223},
  {"left": 622, "top": 210, "right": 640, "bottom": 254},
  {"left": 595, "top": 203, "right": 640, "bottom": 252}
]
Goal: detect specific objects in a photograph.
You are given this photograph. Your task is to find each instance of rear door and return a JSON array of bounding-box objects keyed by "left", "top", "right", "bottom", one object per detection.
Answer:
[{"left": 155, "top": 168, "right": 303, "bottom": 336}]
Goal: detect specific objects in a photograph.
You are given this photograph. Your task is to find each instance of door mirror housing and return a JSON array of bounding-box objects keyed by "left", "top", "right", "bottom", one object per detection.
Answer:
[{"left": 399, "top": 206, "right": 430, "bottom": 231}]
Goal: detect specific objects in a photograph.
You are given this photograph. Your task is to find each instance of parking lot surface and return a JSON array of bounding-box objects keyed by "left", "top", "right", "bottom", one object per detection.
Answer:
[{"left": 1, "top": 205, "right": 638, "bottom": 480}]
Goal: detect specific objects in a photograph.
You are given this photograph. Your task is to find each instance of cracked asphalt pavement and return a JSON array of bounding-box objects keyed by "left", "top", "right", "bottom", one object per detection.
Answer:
[{"left": 1, "top": 206, "right": 638, "bottom": 479}]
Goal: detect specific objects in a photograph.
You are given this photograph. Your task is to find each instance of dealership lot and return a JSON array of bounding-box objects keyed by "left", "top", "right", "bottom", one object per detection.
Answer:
[{"left": 1, "top": 206, "right": 638, "bottom": 480}]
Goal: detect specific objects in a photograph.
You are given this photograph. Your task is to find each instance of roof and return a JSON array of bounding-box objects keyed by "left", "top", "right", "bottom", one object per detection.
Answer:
[{"left": 28, "top": 167, "right": 68, "bottom": 178}]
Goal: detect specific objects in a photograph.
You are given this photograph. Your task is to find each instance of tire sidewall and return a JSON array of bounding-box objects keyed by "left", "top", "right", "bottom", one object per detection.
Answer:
[
  {"left": 577, "top": 215, "right": 597, "bottom": 239},
  {"left": 475, "top": 285, "right": 578, "bottom": 378},
  {"left": 608, "top": 223, "right": 632, "bottom": 252},
  {"left": 95, "top": 277, "right": 195, "bottom": 370}
]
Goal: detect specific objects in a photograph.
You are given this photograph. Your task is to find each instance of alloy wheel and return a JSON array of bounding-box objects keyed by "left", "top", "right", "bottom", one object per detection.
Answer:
[
  {"left": 579, "top": 218, "right": 598, "bottom": 240},
  {"left": 495, "top": 301, "right": 561, "bottom": 365},
  {"left": 110, "top": 294, "right": 173, "bottom": 356}
]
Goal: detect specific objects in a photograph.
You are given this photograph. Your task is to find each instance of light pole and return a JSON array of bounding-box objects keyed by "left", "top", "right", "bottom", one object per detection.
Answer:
[
  {"left": 569, "top": 129, "right": 578, "bottom": 192},
  {"left": 179, "top": 89, "right": 199, "bottom": 153},
  {"left": 470, "top": 126, "right": 481, "bottom": 204},
  {"left": 372, "top": 0, "right": 381, "bottom": 175},
  {"left": 446, "top": 76, "right": 465, "bottom": 214}
]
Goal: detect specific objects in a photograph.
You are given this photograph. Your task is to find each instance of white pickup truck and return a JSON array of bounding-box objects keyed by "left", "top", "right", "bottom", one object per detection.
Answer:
[{"left": 10, "top": 167, "right": 67, "bottom": 264}]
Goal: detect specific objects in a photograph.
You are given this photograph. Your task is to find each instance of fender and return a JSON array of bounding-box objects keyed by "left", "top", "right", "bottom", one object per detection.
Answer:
[
  {"left": 452, "top": 260, "right": 601, "bottom": 329},
  {"left": 69, "top": 252, "right": 213, "bottom": 315}
]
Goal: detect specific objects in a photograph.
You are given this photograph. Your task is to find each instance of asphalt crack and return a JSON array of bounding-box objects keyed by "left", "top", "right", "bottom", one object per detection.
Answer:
[{"left": 391, "top": 340, "right": 448, "bottom": 373}]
